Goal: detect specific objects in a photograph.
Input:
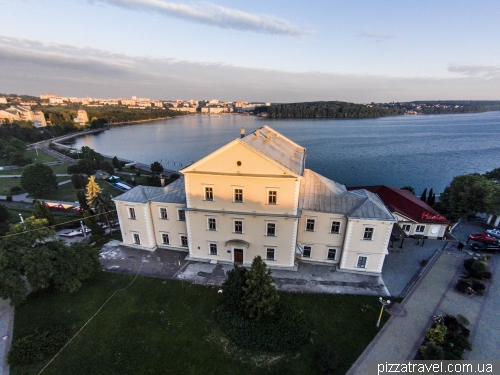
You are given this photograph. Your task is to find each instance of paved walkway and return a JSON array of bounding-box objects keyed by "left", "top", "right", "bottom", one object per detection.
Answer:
[
  {"left": 0, "top": 299, "right": 13, "bottom": 375},
  {"left": 348, "top": 244, "right": 499, "bottom": 374}
]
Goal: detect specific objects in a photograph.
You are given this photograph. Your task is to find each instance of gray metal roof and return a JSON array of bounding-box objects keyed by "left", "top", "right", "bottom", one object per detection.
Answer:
[
  {"left": 241, "top": 125, "right": 305, "bottom": 176},
  {"left": 299, "top": 169, "right": 395, "bottom": 221},
  {"left": 113, "top": 176, "right": 186, "bottom": 204}
]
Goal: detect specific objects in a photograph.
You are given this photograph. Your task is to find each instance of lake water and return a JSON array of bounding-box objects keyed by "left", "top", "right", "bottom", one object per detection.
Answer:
[{"left": 72, "top": 112, "right": 500, "bottom": 195}]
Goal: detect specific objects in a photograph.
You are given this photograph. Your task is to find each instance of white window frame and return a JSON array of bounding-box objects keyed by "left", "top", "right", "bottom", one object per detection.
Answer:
[
  {"left": 132, "top": 232, "right": 140, "bottom": 244},
  {"left": 363, "top": 227, "right": 374, "bottom": 241},
  {"left": 178, "top": 209, "right": 186, "bottom": 221},
  {"left": 204, "top": 186, "right": 214, "bottom": 201},
  {"left": 357, "top": 255, "right": 368, "bottom": 269},
  {"left": 303, "top": 245, "right": 312, "bottom": 258},
  {"left": 159, "top": 207, "right": 168, "bottom": 220},
  {"left": 161, "top": 232, "right": 170, "bottom": 245},
  {"left": 266, "top": 247, "right": 276, "bottom": 261},
  {"left": 330, "top": 220, "right": 341, "bottom": 234},
  {"left": 266, "top": 222, "right": 277, "bottom": 237},
  {"left": 327, "top": 248, "right": 337, "bottom": 261},
  {"left": 233, "top": 219, "right": 243, "bottom": 234},
  {"left": 415, "top": 225, "right": 426, "bottom": 233},
  {"left": 233, "top": 187, "right": 244, "bottom": 203},
  {"left": 305, "top": 218, "right": 316, "bottom": 232},
  {"left": 267, "top": 189, "right": 278, "bottom": 205},
  {"left": 180, "top": 235, "right": 188, "bottom": 247},
  {"left": 128, "top": 207, "right": 136, "bottom": 220},
  {"left": 207, "top": 217, "right": 217, "bottom": 231},
  {"left": 402, "top": 224, "right": 411, "bottom": 232},
  {"left": 209, "top": 242, "right": 218, "bottom": 255}
]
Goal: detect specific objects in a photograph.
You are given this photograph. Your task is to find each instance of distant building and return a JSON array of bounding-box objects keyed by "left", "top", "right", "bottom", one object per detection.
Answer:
[
  {"left": 74, "top": 109, "right": 89, "bottom": 125},
  {"left": 121, "top": 99, "right": 136, "bottom": 106},
  {"left": 40, "top": 93, "right": 57, "bottom": 100},
  {"left": 0, "top": 97, "right": 7, "bottom": 104},
  {"left": 33, "top": 110, "right": 47, "bottom": 128},
  {"left": 0, "top": 109, "right": 20, "bottom": 123}
]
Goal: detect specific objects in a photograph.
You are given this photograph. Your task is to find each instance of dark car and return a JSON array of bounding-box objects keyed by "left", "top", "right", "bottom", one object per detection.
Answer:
[{"left": 470, "top": 242, "right": 500, "bottom": 253}]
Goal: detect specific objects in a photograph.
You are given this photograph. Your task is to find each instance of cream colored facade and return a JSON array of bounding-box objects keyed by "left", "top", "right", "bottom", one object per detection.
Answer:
[{"left": 114, "top": 126, "right": 396, "bottom": 274}]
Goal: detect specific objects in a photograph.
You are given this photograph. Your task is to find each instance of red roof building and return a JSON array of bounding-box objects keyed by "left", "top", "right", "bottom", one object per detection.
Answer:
[{"left": 348, "top": 185, "right": 450, "bottom": 239}]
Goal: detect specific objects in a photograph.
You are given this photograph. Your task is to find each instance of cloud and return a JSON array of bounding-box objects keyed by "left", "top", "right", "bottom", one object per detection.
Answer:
[
  {"left": 448, "top": 64, "right": 500, "bottom": 78},
  {"left": 357, "top": 29, "right": 400, "bottom": 41},
  {"left": 87, "top": 0, "right": 309, "bottom": 37},
  {"left": 1, "top": 35, "right": 499, "bottom": 102}
]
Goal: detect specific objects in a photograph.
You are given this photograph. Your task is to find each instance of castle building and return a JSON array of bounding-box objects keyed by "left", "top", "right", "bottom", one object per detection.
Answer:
[{"left": 114, "top": 126, "right": 396, "bottom": 274}]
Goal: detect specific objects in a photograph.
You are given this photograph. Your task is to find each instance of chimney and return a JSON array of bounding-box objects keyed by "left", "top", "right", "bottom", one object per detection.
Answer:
[
  {"left": 160, "top": 178, "right": 165, "bottom": 187},
  {"left": 267, "top": 129, "right": 273, "bottom": 141},
  {"left": 256, "top": 128, "right": 260, "bottom": 137},
  {"left": 240, "top": 127, "right": 245, "bottom": 138}
]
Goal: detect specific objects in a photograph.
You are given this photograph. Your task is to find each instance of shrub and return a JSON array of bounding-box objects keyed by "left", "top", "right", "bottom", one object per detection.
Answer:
[
  {"left": 316, "top": 346, "right": 338, "bottom": 374},
  {"left": 456, "top": 278, "right": 471, "bottom": 293},
  {"left": 5, "top": 196, "right": 12, "bottom": 202},
  {"left": 136, "top": 171, "right": 141, "bottom": 177},
  {"left": 457, "top": 314, "right": 470, "bottom": 326},
  {"left": 8, "top": 326, "right": 68, "bottom": 365},
  {"left": 426, "top": 325, "right": 446, "bottom": 344},
  {"left": 420, "top": 342, "right": 445, "bottom": 360},
  {"left": 464, "top": 258, "right": 475, "bottom": 271},
  {"left": 220, "top": 265, "right": 248, "bottom": 314},
  {"left": 470, "top": 261, "right": 488, "bottom": 279},
  {"left": 472, "top": 281, "right": 486, "bottom": 291},
  {"left": 9, "top": 186, "right": 23, "bottom": 195},
  {"left": 217, "top": 301, "right": 309, "bottom": 352},
  {"left": 482, "top": 271, "right": 492, "bottom": 280}
]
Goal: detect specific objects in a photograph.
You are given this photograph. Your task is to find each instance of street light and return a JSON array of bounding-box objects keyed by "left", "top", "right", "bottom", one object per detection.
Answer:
[
  {"left": 376, "top": 297, "right": 391, "bottom": 328},
  {"left": 18, "top": 213, "right": 24, "bottom": 223}
]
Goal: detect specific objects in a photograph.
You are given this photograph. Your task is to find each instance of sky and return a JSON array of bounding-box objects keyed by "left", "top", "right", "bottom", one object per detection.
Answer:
[{"left": 0, "top": 0, "right": 499, "bottom": 102}]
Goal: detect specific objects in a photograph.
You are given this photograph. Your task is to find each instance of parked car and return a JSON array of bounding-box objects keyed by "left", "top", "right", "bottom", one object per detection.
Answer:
[
  {"left": 470, "top": 242, "right": 500, "bottom": 253},
  {"left": 486, "top": 229, "right": 500, "bottom": 239},
  {"left": 468, "top": 233, "right": 499, "bottom": 243}
]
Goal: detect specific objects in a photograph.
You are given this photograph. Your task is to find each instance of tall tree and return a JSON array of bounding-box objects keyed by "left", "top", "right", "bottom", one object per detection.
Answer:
[
  {"left": 420, "top": 188, "right": 428, "bottom": 203},
  {"left": 20, "top": 163, "right": 58, "bottom": 196},
  {"left": 150, "top": 161, "right": 164, "bottom": 175},
  {"left": 401, "top": 186, "right": 415, "bottom": 195},
  {"left": 440, "top": 174, "right": 496, "bottom": 221},
  {"left": 33, "top": 200, "right": 55, "bottom": 226},
  {"left": 112, "top": 156, "right": 121, "bottom": 170},
  {"left": 242, "top": 256, "right": 280, "bottom": 320},
  {"left": 86, "top": 176, "right": 102, "bottom": 207},
  {"left": 92, "top": 193, "right": 116, "bottom": 235},
  {"left": 83, "top": 210, "right": 104, "bottom": 237}
]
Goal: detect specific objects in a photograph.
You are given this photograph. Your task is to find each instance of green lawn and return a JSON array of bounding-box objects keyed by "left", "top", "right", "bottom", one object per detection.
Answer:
[
  {"left": 11, "top": 272, "right": 389, "bottom": 375},
  {"left": 5, "top": 206, "right": 83, "bottom": 229},
  {"left": 25, "top": 149, "right": 58, "bottom": 164},
  {"left": 32, "top": 180, "right": 122, "bottom": 202},
  {"left": 0, "top": 178, "right": 22, "bottom": 196}
]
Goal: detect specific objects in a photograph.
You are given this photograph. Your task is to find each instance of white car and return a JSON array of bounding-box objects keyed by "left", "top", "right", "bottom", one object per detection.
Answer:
[{"left": 486, "top": 229, "right": 500, "bottom": 239}]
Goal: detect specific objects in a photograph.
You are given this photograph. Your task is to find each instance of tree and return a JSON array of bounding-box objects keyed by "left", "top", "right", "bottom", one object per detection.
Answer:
[
  {"left": 150, "top": 161, "right": 164, "bottom": 175},
  {"left": 428, "top": 192, "right": 436, "bottom": 206},
  {"left": 71, "top": 174, "right": 87, "bottom": 189},
  {"left": 420, "top": 188, "right": 428, "bottom": 203},
  {"left": 86, "top": 176, "right": 102, "bottom": 207},
  {"left": 67, "top": 159, "right": 96, "bottom": 176},
  {"left": 401, "top": 186, "right": 415, "bottom": 195},
  {"left": 0, "top": 217, "right": 100, "bottom": 305},
  {"left": 91, "top": 193, "right": 116, "bottom": 235},
  {"left": 33, "top": 200, "right": 55, "bottom": 226},
  {"left": 20, "top": 163, "right": 58, "bottom": 196},
  {"left": 99, "top": 160, "right": 115, "bottom": 175},
  {"left": 76, "top": 190, "right": 89, "bottom": 211},
  {"left": 440, "top": 174, "right": 496, "bottom": 221},
  {"left": 221, "top": 265, "right": 248, "bottom": 314},
  {"left": 242, "top": 256, "right": 280, "bottom": 320},
  {"left": 484, "top": 167, "right": 500, "bottom": 181},
  {"left": 112, "top": 156, "right": 121, "bottom": 170},
  {"left": 83, "top": 210, "right": 104, "bottom": 237},
  {"left": 0, "top": 204, "right": 10, "bottom": 235}
]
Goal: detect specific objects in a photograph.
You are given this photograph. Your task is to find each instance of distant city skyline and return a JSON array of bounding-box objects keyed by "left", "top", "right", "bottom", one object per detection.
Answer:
[{"left": 1, "top": 0, "right": 499, "bottom": 102}]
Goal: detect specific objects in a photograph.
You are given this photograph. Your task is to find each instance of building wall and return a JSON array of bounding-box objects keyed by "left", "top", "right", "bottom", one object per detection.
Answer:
[
  {"left": 115, "top": 201, "right": 155, "bottom": 249},
  {"left": 340, "top": 219, "right": 393, "bottom": 273},
  {"left": 186, "top": 211, "right": 296, "bottom": 268},
  {"left": 296, "top": 212, "right": 347, "bottom": 264},
  {"left": 393, "top": 213, "right": 447, "bottom": 239},
  {"left": 150, "top": 202, "right": 188, "bottom": 250}
]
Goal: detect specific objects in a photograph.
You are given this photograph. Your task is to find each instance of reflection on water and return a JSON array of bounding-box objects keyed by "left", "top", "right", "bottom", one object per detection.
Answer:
[{"left": 72, "top": 112, "right": 500, "bottom": 195}]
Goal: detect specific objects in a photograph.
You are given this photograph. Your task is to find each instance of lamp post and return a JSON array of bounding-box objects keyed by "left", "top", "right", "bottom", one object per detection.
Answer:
[
  {"left": 18, "top": 213, "right": 24, "bottom": 223},
  {"left": 376, "top": 297, "right": 391, "bottom": 328},
  {"left": 80, "top": 220, "right": 86, "bottom": 238}
]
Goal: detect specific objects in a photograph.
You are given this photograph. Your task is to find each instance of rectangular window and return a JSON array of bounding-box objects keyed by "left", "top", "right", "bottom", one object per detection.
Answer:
[
  {"left": 180, "top": 235, "right": 188, "bottom": 247},
  {"left": 303, "top": 246, "right": 311, "bottom": 258},
  {"left": 133, "top": 233, "right": 140, "bottom": 244},
  {"left": 234, "top": 188, "right": 243, "bottom": 203},
  {"left": 209, "top": 243, "right": 218, "bottom": 255},
  {"left": 266, "top": 223, "right": 276, "bottom": 236},
  {"left": 178, "top": 209, "right": 185, "bottom": 221},
  {"left": 205, "top": 187, "right": 213, "bottom": 201},
  {"left": 161, "top": 233, "right": 169, "bottom": 245},
  {"left": 160, "top": 207, "right": 168, "bottom": 219},
  {"left": 268, "top": 190, "right": 277, "bottom": 204},
  {"left": 208, "top": 218, "right": 217, "bottom": 231},
  {"left": 402, "top": 224, "right": 411, "bottom": 232},
  {"left": 327, "top": 248, "right": 337, "bottom": 260},
  {"left": 363, "top": 227, "right": 374, "bottom": 240},
  {"left": 357, "top": 256, "right": 368, "bottom": 268},
  {"left": 234, "top": 220, "right": 243, "bottom": 234},
  {"left": 330, "top": 221, "right": 340, "bottom": 234},
  {"left": 128, "top": 207, "right": 136, "bottom": 219},
  {"left": 306, "top": 219, "right": 315, "bottom": 232},
  {"left": 266, "top": 248, "right": 275, "bottom": 260},
  {"left": 416, "top": 225, "right": 425, "bottom": 233}
]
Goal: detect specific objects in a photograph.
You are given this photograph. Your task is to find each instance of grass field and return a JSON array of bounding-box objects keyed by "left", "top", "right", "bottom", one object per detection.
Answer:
[
  {"left": 25, "top": 149, "right": 58, "bottom": 164},
  {"left": 11, "top": 272, "right": 389, "bottom": 375},
  {"left": 5, "top": 205, "right": 83, "bottom": 228}
]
